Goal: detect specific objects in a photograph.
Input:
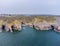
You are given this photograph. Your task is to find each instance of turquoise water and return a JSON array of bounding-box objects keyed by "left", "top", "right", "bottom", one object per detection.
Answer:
[{"left": 0, "top": 26, "right": 60, "bottom": 46}]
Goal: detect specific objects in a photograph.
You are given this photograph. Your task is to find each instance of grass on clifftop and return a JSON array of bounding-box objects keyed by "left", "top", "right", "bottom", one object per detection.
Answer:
[{"left": 0, "top": 16, "right": 56, "bottom": 26}]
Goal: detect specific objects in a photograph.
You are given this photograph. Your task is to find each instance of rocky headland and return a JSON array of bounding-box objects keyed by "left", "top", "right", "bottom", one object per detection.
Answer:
[{"left": 0, "top": 14, "right": 60, "bottom": 32}]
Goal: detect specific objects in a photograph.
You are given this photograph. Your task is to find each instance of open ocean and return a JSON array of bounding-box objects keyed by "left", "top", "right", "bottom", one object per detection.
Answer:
[{"left": 0, "top": 26, "right": 60, "bottom": 46}]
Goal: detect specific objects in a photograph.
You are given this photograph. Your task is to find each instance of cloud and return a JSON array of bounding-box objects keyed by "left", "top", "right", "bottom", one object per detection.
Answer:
[
  {"left": 47, "top": 0, "right": 58, "bottom": 5},
  {"left": 0, "top": 0, "right": 60, "bottom": 15}
]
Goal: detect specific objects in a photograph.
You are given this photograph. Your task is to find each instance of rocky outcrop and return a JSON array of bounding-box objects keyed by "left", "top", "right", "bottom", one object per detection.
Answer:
[
  {"left": 32, "top": 22, "right": 51, "bottom": 30},
  {"left": 0, "top": 26, "right": 2, "bottom": 32},
  {"left": 34, "top": 25, "right": 51, "bottom": 30},
  {"left": 14, "top": 24, "right": 22, "bottom": 31},
  {"left": 54, "top": 26, "right": 60, "bottom": 32},
  {"left": 0, "top": 23, "right": 22, "bottom": 32},
  {"left": 5, "top": 24, "right": 13, "bottom": 32}
]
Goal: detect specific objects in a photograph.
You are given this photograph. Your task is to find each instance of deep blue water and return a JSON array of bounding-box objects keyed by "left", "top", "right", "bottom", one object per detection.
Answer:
[{"left": 0, "top": 26, "right": 60, "bottom": 46}]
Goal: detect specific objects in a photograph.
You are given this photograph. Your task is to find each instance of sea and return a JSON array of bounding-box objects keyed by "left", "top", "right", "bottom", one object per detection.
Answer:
[{"left": 0, "top": 26, "right": 60, "bottom": 46}]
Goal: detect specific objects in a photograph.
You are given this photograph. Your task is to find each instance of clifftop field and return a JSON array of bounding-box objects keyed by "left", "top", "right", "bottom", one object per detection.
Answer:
[{"left": 0, "top": 14, "right": 57, "bottom": 26}]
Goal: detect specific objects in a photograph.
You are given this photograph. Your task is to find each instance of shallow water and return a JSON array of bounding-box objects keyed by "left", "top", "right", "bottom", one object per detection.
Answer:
[{"left": 0, "top": 26, "right": 60, "bottom": 46}]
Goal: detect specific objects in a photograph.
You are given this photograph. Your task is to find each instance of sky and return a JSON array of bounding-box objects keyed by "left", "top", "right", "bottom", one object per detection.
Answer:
[{"left": 0, "top": 0, "right": 60, "bottom": 15}]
